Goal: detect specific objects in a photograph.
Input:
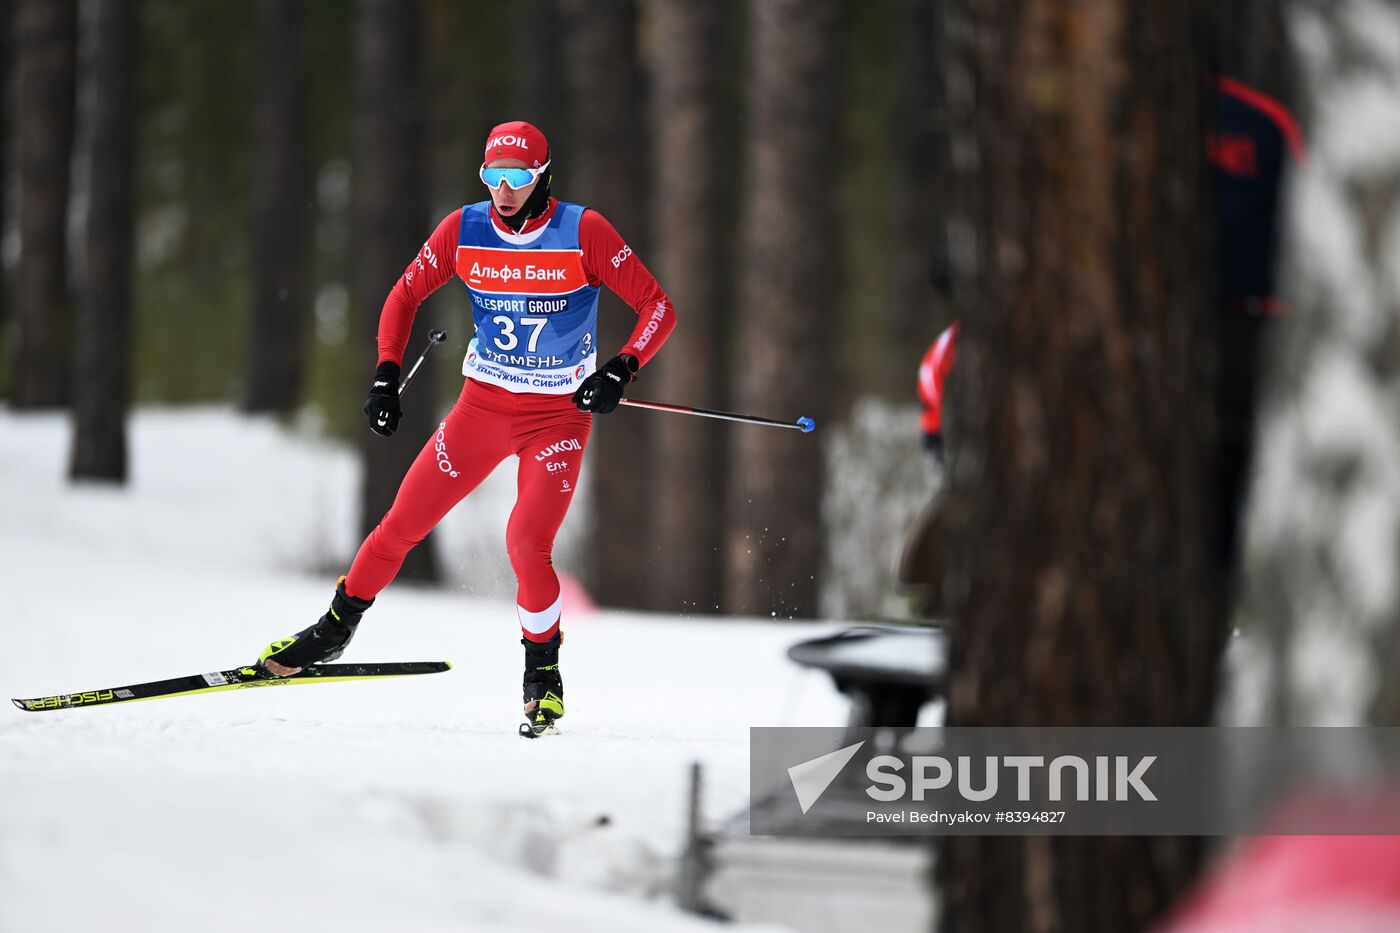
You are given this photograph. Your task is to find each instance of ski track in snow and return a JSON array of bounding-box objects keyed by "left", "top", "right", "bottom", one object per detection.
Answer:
[{"left": 0, "top": 407, "right": 848, "bottom": 933}]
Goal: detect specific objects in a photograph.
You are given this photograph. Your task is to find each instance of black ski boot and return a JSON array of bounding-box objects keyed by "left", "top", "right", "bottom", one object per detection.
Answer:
[
  {"left": 258, "top": 577, "right": 374, "bottom": 677},
  {"left": 519, "top": 632, "right": 564, "bottom": 738}
]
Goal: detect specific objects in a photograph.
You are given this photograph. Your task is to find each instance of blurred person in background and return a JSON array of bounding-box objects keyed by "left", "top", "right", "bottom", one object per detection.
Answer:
[
  {"left": 918, "top": 323, "right": 958, "bottom": 464},
  {"left": 897, "top": 322, "right": 957, "bottom": 620},
  {"left": 1211, "top": 74, "right": 1304, "bottom": 586},
  {"left": 255, "top": 121, "right": 676, "bottom": 737}
]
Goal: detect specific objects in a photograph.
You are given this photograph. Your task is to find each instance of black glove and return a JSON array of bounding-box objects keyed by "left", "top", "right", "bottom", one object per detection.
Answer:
[
  {"left": 572, "top": 353, "right": 638, "bottom": 414},
  {"left": 363, "top": 361, "right": 402, "bottom": 437}
]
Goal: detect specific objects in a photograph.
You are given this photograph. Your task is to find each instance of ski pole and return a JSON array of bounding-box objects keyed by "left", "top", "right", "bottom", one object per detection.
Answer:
[
  {"left": 398, "top": 329, "right": 447, "bottom": 397},
  {"left": 619, "top": 397, "right": 816, "bottom": 433}
]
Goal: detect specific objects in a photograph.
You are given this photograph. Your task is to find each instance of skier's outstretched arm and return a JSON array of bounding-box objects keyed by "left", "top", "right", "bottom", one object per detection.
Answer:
[{"left": 362, "top": 210, "right": 463, "bottom": 437}]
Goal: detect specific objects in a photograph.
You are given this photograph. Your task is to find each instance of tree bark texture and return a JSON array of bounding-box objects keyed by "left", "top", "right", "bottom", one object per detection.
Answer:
[
  {"left": 725, "top": 0, "right": 843, "bottom": 618},
  {"left": 936, "top": 2, "right": 1222, "bottom": 930},
  {"left": 11, "top": 0, "right": 77, "bottom": 408},
  {"left": 0, "top": 0, "right": 10, "bottom": 345},
  {"left": 559, "top": 0, "right": 656, "bottom": 609},
  {"left": 1214, "top": 0, "right": 1296, "bottom": 108},
  {"left": 880, "top": 0, "right": 941, "bottom": 398},
  {"left": 509, "top": 0, "right": 565, "bottom": 156},
  {"left": 244, "top": 0, "right": 313, "bottom": 414},
  {"left": 645, "top": 0, "right": 733, "bottom": 613},
  {"left": 70, "top": 0, "right": 136, "bottom": 482},
  {"left": 941, "top": 0, "right": 984, "bottom": 328},
  {"left": 353, "top": 0, "right": 439, "bottom": 583}
]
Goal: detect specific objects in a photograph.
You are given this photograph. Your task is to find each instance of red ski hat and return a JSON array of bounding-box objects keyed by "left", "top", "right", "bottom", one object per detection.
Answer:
[{"left": 483, "top": 121, "right": 549, "bottom": 168}]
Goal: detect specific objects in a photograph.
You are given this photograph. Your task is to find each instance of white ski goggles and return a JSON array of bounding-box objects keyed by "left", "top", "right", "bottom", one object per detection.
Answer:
[{"left": 479, "top": 160, "right": 551, "bottom": 191}]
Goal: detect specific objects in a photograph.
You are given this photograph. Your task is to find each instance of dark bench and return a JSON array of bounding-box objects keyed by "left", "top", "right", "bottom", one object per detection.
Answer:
[{"left": 786, "top": 625, "right": 948, "bottom": 729}]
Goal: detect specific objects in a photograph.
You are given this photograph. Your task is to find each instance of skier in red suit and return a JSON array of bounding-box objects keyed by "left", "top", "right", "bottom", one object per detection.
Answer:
[{"left": 256, "top": 121, "right": 676, "bottom": 736}]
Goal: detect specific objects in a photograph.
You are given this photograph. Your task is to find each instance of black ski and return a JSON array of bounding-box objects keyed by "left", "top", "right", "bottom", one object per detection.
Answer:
[
  {"left": 12, "top": 661, "right": 452, "bottom": 712},
  {"left": 519, "top": 720, "right": 561, "bottom": 739}
]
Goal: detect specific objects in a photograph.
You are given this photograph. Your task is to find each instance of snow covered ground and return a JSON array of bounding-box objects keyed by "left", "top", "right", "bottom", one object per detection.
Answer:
[{"left": 0, "top": 408, "right": 851, "bottom": 933}]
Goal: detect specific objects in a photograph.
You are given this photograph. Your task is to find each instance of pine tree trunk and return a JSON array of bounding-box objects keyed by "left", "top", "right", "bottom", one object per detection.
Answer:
[
  {"left": 879, "top": 0, "right": 941, "bottom": 398},
  {"left": 1244, "top": 0, "right": 1400, "bottom": 728},
  {"left": 510, "top": 0, "right": 564, "bottom": 154},
  {"left": 423, "top": 0, "right": 479, "bottom": 223},
  {"left": 559, "top": 0, "right": 655, "bottom": 609},
  {"left": 936, "top": 3, "right": 1222, "bottom": 930},
  {"left": 243, "top": 0, "right": 312, "bottom": 415},
  {"left": 941, "top": 0, "right": 983, "bottom": 325},
  {"left": 69, "top": 0, "right": 135, "bottom": 483},
  {"left": 353, "top": 0, "right": 439, "bottom": 583},
  {"left": 11, "top": 0, "right": 76, "bottom": 409},
  {"left": 0, "top": 1, "right": 10, "bottom": 347},
  {"left": 725, "top": 0, "right": 843, "bottom": 617},
  {"left": 1214, "top": 0, "right": 1295, "bottom": 107},
  {"left": 645, "top": 0, "right": 732, "bottom": 614}
]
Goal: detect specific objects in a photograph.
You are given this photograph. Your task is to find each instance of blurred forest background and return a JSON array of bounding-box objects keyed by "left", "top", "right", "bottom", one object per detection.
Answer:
[
  {"left": 0, "top": 0, "right": 948, "bottom": 620},
  {"left": 11, "top": 1, "right": 1400, "bottom": 930},
  {"left": 0, "top": 0, "right": 1319, "bottom": 636},
  {"left": 0, "top": 0, "right": 1304, "bottom": 624}
]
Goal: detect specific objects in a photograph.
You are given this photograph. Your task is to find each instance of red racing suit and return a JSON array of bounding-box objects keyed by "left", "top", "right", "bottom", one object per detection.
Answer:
[{"left": 343, "top": 197, "right": 675, "bottom": 642}]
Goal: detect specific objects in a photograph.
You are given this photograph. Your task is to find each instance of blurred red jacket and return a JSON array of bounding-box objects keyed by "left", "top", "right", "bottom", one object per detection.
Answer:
[{"left": 919, "top": 323, "right": 957, "bottom": 437}]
